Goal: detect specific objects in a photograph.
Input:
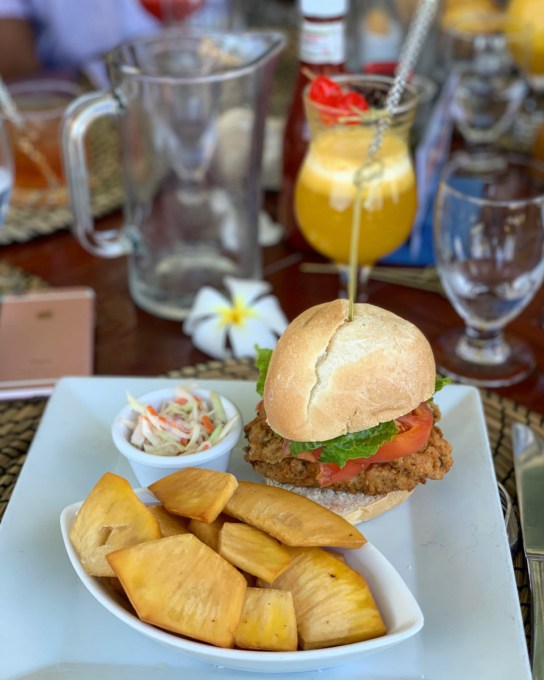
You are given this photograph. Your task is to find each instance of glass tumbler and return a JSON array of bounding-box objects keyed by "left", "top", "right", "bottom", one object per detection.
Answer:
[
  {"left": 5, "top": 79, "right": 80, "bottom": 206},
  {"left": 433, "top": 152, "right": 544, "bottom": 387},
  {"left": 0, "top": 118, "right": 13, "bottom": 225}
]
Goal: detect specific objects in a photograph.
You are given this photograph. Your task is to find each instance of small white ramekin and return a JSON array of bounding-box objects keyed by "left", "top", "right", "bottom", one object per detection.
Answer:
[{"left": 111, "top": 386, "right": 243, "bottom": 487}]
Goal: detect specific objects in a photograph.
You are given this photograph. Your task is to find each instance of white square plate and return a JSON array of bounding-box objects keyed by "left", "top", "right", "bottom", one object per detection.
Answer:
[{"left": 0, "top": 377, "right": 531, "bottom": 679}]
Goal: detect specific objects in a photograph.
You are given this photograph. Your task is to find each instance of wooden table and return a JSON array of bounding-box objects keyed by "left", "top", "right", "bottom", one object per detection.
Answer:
[{"left": 2, "top": 207, "right": 544, "bottom": 415}]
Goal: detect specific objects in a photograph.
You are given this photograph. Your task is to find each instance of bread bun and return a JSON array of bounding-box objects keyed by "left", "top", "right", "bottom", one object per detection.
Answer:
[
  {"left": 264, "top": 300, "right": 436, "bottom": 442},
  {"left": 265, "top": 479, "right": 413, "bottom": 524}
]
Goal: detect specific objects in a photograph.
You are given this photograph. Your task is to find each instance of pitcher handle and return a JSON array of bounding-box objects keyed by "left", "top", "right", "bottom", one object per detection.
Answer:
[{"left": 62, "top": 90, "right": 127, "bottom": 257}]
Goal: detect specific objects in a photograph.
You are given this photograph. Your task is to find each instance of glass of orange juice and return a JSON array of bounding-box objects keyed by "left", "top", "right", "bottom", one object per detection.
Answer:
[{"left": 294, "top": 74, "right": 419, "bottom": 300}]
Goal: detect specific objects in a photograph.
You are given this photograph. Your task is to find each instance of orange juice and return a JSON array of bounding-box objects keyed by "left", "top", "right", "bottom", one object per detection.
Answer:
[{"left": 294, "top": 125, "right": 417, "bottom": 265}]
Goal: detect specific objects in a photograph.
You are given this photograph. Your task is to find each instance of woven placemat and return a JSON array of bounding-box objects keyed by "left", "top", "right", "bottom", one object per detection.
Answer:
[
  {"left": 0, "top": 358, "right": 535, "bottom": 650},
  {"left": 0, "top": 119, "right": 123, "bottom": 246},
  {"left": 0, "top": 260, "right": 49, "bottom": 295}
]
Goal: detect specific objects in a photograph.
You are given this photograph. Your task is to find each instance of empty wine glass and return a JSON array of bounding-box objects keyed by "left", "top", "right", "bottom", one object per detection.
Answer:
[
  {"left": 433, "top": 152, "right": 544, "bottom": 387},
  {"left": 443, "top": 12, "right": 531, "bottom": 147}
]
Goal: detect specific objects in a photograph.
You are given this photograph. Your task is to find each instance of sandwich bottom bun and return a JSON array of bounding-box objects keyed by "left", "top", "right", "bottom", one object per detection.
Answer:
[{"left": 264, "top": 479, "right": 414, "bottom": 525}]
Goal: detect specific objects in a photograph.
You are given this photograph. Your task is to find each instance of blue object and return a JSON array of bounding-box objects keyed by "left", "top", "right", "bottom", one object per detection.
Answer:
[
  {"left": 379, "top": 184, "right": 437, "bottom": 266},
  {"left": 379, "top": 73, "right": 458, "bottom": 267}
]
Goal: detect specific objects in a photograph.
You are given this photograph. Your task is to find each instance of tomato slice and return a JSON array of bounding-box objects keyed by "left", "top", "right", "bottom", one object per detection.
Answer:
[
  {"left": 317, "top": 458, "right": 368, "bottom": 486},
  {"left": 363, "top": 402, "right": 433, "bottom": 464},
  {"left": 298, "top": 402, "right": 434, "bottom": 488}
]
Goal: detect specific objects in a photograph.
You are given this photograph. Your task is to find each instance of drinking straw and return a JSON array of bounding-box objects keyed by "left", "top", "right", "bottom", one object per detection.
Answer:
[
  {"left": 347, "top": 0, "right": 440, "bottom": 320},
  {"left": 0, "top": 76, "right": 61, "bottom": 188}
]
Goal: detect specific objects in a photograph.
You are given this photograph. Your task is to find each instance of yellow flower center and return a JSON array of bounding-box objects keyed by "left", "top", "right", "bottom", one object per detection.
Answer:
[{"left": 218, "top": 299, "right": 255, "bottom": 326}]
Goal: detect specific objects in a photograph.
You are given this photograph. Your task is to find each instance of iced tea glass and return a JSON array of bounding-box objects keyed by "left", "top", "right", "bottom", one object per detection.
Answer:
[
  {"left": 6, "top": 79, "right": 80, "bottom": 206},
  {"left": 434, "top": 152, "right": 544, "bottom": 387}
]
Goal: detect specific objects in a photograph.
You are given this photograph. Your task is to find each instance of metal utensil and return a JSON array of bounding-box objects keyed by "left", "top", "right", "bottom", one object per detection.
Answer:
[
  {"left": 497, "top": 481, "right": 520, "bottom": 555},
  {"left": 512, "top": 422, "right": 544, "bottom": 679}
]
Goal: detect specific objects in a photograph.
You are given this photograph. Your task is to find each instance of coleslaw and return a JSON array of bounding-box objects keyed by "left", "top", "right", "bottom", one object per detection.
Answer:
[{"left": 124, "top": 386, "right": 239, "bottom": 457}]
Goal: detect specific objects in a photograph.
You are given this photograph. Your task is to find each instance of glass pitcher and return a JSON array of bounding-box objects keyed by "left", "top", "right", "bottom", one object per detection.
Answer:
[{"left": 62, "top": 28, "right": 285, "bottom": 320}]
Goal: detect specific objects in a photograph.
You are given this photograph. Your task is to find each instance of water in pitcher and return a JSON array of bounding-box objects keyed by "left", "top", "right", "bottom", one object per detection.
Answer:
[{"left": 126, "top": 182, "right": 246, "bottom": 317}]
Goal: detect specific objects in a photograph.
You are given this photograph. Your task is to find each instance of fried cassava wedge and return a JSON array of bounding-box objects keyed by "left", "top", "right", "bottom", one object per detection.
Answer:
[
  {"left": 69, "top": 472, "right": 161, "bottom": 577},
  {"left": 270, "top": 546, "right": 386, "bottom": 649},
  {"left": 234, "top": 587, "right": 298, "bottom": 651},
  {"left": 188, "top": 514, "right": 229, "bottom": 551},
  {"left": 148, "top": 467, "right": 238, "bottom": 523},
  {"left": 107, "top": 533, "right": 247, "bottom": 648},
  {"left": 223, "top": 482, "right": 365, "bottom": 549},
  {"left": 148, "top": 504, "right": 189, "bottom": 537},
  {"left": 219, "top": 522, "right": 292, "bottom": 583}
]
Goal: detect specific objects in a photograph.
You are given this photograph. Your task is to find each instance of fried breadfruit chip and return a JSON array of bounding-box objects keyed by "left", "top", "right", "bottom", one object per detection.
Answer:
[
  {"left": 69, "top": 472, "right": 161, "bottom": 577},
  {"left": 188, "top": 514, "right": 228, "bottom": 551},
  {"left": 148, "top": 504, "right": 189, "bottom": 537},
  {"left": 219, "top": 522, "right": 292, "bottom": 583},
  {"left": 224, "top": 481, "right": 365, "bottom": 549},
  {"left": 148, "top": 468, "right": 238, "bottom": 523},
  {"left": 234, "top": 587, "right": 298, "bottom": 651},
  {"left": 270, "top": 546, "right": 386, "bottom": 650},
  {"left": 107, "top": 533, "right": 247, "bottom": 648}
]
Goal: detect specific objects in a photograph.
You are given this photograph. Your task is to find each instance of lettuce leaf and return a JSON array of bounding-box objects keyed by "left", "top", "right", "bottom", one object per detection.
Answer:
[
  {"left": 434, "top": 375, "right": 451, "bottom": 393},
  {"left": 289, "top": 420, "right": 398, "bottom": 467},
  {"left": 255, "top": 346, "right": 273, "bottom": 397}
]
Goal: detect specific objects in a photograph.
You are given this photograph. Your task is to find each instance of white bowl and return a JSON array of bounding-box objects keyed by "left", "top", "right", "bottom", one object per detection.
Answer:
[
  {"left": 111, "top": 386, "right": 243, "bottom": 487},
  {"left": 60, "top": 488, "right": 424, "bottom": 673}
]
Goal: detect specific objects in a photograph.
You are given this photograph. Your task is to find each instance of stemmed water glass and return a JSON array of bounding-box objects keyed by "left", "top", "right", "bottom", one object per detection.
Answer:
[
  {"left": 443, "top": 12, "right": 531, "bottom": 148},
  {"left": 294, "top": 74, "right": 419, "bottom": 301},
  {"left": 433, "top": 151, "right": 544, "bottom": 387}
]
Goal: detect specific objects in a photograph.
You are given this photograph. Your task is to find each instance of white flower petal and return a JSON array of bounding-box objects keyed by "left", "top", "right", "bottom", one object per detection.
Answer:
[
  {"left": 191, "top": 317, "right": 230, "bottom": 359},
  {"left": 228, "top": 318, "right": 279, "bottom": 358},
  {"left": 224, "top": 276, "right": 271, "bottom": 307},
  {"left": 183, "top": 287, "right": 231, "bottom": 335},
  {"left": 250, "top": 296, "right": 289, "bottom": 335}
]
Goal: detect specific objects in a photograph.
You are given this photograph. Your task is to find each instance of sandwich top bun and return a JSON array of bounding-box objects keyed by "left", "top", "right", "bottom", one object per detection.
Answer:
[{"left": 264, "top": 300, "right": 436, "bottom": 442}]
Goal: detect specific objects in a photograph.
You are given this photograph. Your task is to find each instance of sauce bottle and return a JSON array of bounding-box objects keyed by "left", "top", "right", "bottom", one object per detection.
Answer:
[{"left": 278, "top": 0, "right": 347, "bottom": 252}]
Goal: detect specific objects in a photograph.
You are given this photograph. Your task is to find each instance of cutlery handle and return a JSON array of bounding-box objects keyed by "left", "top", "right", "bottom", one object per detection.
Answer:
[{"left": 528, "top": 558, "right": 544, "bottom": 680}]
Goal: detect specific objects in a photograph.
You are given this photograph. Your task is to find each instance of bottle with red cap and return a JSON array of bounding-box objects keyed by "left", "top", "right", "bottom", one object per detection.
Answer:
[{"left": 278, "top": 0, "right": 347, "bottom": 252}]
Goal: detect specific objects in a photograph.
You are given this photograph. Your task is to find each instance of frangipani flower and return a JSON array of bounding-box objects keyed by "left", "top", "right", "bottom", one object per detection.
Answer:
[{"left": 183, "top": 277, "right": 288, "bottom": 360}]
